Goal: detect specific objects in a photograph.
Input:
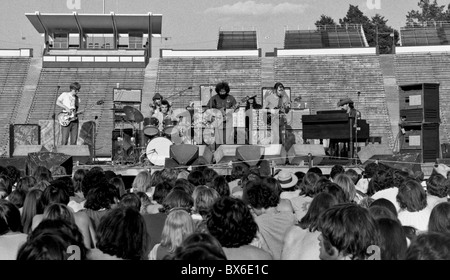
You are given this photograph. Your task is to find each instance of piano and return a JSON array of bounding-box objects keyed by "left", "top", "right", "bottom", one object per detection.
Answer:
[{"left": 302, "top": 110, "right": 370, "bottom": 141}]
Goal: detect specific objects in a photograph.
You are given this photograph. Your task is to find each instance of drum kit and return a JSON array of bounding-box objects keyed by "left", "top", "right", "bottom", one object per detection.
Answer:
[{"left": 116, "top": 106, "right": 190, "bottom": 166}]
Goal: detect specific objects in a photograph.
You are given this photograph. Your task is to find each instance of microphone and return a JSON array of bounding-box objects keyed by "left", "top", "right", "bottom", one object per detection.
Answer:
[
  {"left": 94, "top": 116, "right": 98, "bottom": 120},
  {"left": 57, "top": 85, "right": 60, "bottom": 89}
]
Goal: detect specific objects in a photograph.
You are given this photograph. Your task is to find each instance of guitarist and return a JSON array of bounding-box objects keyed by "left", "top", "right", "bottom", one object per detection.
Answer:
[
  {"left": 263, "top": 82, "right": 291, "bottom": 146},
  {"left": 56, "top": 82, "right": 81, "bottom": 145},
  {"left": 206, "top": 81, "right": 237, "bottom": 148}
]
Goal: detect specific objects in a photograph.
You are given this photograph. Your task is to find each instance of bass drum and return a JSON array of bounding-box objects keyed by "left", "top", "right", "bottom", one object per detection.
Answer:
[{"left": 146, "top": 137, "right": 173, "bottom": 166}]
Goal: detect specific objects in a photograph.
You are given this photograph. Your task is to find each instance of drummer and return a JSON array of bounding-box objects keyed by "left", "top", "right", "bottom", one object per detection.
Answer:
[
  {"left": 152, "top": 92, "right": 163, "bottom": 112},
  {"left": 153, "top": 99, "right": 177, "bottom": 132}
]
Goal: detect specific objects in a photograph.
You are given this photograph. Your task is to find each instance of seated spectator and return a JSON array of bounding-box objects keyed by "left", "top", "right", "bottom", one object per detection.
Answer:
[
  {"left": 275, "top": 171, "right": 300, "bottom": 200},
  {"left": 149, "top": 209, "right": 194, "bottom": 260},
  {"left": 397, "top": 179, "right": 431, "bottom": 233},
  {"left": 329, "top": 164, "right": 345, "bottom": 182},
  {"left": 109, "top": 176, "right": 127, "bottom": 198},
  {"left": 243, "top": 181, "right": 296, "bottom": 259},
  {"left": 209, "top": 175, "right": 230, "bottom": 197},
  {"left": 206, "top": 196, "right": 272, "bottom": 260},
  {"left": 17, "top": 219, "right": 87, "bottom": 260},
  {"left": 119, "top": 193, "right": 141, "bottom": 212},
  {"left": 131, "top": 170, "right": 152, "bottom": 193},
  {"left": 146, "top": 181, "right": 172, "bottom": 214},
  {"left": 376, "top": 218, "right": 407, "bottom": 260},
  {"left": 166, "top": 232, "right": 227, "bottom": 260},
  {"left": 191, "top": 186, "right": 220, "bottom": 231},
  {"left": 369, "top": 168, "right": 411, "bottom": 212},
  {"left": 88, "top": 206, "right": 148, "bottom": 260},
  {"left": 282, "top": 192, "right": 338, "bottom": 260},
  {"left": 428, "top": 202, "right": 450, "bottom": 234},
  {"left": 406, "top": 232, "right": 450, "bottom": 260},
  {"left": 318, "top": 203, "right": 380, "bottom": 260},
  {"left": 15, "top": 176, "right": 37, "bottom": 194},
  {"left": 333, "top": 173, "right": 360, "bottom": 203},
  {"left": 425, "top": 173, "right": 449, "bottom": 210},
  {"left": 0, "top": 200, "right": 27, "bottom": 260},
  {"left": 187, "top": 170, "right": 205, "bottom": 187},
  {"left": 356, "top": 162, "right": 378, "bottom": 194},
  {"left": 290, "top": 171, "right": 321, "bottom": 221},
  {"left": 261, "top": 177, "right": 294, "bottom": 213},
  {"left": 21, "top": 189, "right": 45, "bottom": 234},
  {"left": 344, "top": 168, "right": 361, "bottom": 185},
  {"left": 8, "top": 189, "right": 26, "bottom": 213}
]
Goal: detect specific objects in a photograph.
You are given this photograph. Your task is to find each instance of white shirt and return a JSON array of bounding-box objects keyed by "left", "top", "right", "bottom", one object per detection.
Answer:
[{"left": 57, "top": 91, "right": 79, "bottom": 112}]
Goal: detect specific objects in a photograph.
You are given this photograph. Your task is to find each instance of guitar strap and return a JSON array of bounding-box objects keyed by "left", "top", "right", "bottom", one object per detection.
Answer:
[{"left": 75, "top": 95, "right": 79, "bottom": 111}]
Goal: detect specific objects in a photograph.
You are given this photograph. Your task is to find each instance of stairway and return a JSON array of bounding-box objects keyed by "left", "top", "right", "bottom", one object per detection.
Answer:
[{"left": 379, "top": 54, "right": 399, "bottom": 150}]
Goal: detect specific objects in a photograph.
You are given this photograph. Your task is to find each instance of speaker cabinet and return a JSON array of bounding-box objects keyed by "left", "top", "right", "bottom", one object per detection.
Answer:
[
  {"left": 399, "top": 83, "right": 440, "bottom": 123},
  {"left": 112, "top": 129, "right": 134, "bottom": 162},
  {"left": 13, "top": 145, "right": 48, "bottom": 157},
  {"left": 400, "top": 123, "right": 440, "bottom": 163},
  {"left": 9, "top": 124, "right": 41, "bottom": 157}
]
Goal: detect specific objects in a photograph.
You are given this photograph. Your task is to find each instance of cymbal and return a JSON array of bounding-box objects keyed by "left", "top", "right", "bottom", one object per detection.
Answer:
[{"left": 122, "top": 106, "right": 144, "bottom": 123}]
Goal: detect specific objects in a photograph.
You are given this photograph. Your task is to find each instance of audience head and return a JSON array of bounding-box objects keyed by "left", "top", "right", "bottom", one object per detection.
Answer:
[
  {"left": 307, "top": 167, "right": 323, "bottom": 176},
  {"left": 243, "top": 181, "right": 279, "bottom": 212},
  {"left": 109, "top": 176, "right": 127, "bottom": 198},
  {"left": 300, "top": 171, "right": 321, "bottom": 197},
  {"left": 132, "top": 170, "right": 152, "bottom": 193},
  {"left": 84, "top": 183, "right": 119, "bottom": 211},
  {"left": 161, "top": 209, "right": 195, "bottom": 253},
  {"left": 42, "top": 180, "right": 70, "bottom": 206},
  {"left": 43, "top": 203, "right": 75, "bottom": 225},
  {"left": 160, "top": 168, "right": 179, "bottom": 186},
  {"left": 370, "top": 198, "right": 397, "bottom": 217},
  {"left": 119, "top": 193, "right": 142, "bottom": 212},
  {"left": 16, "top": 176, "right": 37, "bottom": 193},
  {"left": 192, "top": 186, "right": 220, "bottom": 217},
  {"left": 32, "top": 165, "right": 53, "bottom": 184},
  {"left": 207, "top": 196, "right": 258, "bottom": 248},
  {"left": 151, "top": 170, "right": 164, "bottom": 187},
  {"left": 21, "top": 189, "right": 44, "bottom": 234},
  {"left": 0, "top": 200, "right": 22, "bottom": 234},
  {"left": 202, "top": 168, "right": 218, "bottom": 186},
  {"left": 406, "top": 232, "right": 450, "bottom": 260},
  {"left": 167, "top": 232, "right": 227, "bottom": 260},
  {"left": 321, "top": 182, "right": 347, "bottom": 204},
  {"left": 153, "top": 181, "right": 173, "bottom": 205},
  {"left": 17, "top": 219, "right": 87, "bottom": 260},
  {"left": 187, "top": 170, "right": 205, "bottom": 186},
  {"left": 330, "top": 165, "right": 345, "bottom": 181},
  {"left": 397, "top": 179, "right": 427, "bottom": 212},
  {"left": 299, "top": 192, "right": 338, "bottom": 231},
  {"left": 426, "top": 173, "right": 449, "bottom": 198},
  {"left": 96, "top": 206, "right": 148, "bottom": 260},
  {"left": 231, "top": 163, "right": 249, "bottom": 181},
  {"left": 376, "top": 218, "right": 407, "bottom": 260},
  {"left": 8, "top": 189, "right": 26, "bottom": 209},
  {"left": 318, "top": 204, "right": 379, "bottom": 260},
  {"left": 363, "top": 162, "right": 379, "bottom": 179},
  {"left": 81, "top": 169, "right": 108, "bottom": 198},
  {"left": 209, "top": 175, "right": 230, "bottom": 197},
  {"left": 161, "top": 189, "right": 194, "bottom": 213},
  {"left": 344, "top": 168, "right": 360, "bottom": 185},
  {"left": 333, "top": 173, "right": 356, "bottom": 203},
  {"left": 428, "top": 202, "right": 450, "bottom": 234},
  {"left": 174, "top": 178, "right": 195, "bottom": 196},
  {"left": 6, "top": 165, "right": 21, "bottom": 186}
]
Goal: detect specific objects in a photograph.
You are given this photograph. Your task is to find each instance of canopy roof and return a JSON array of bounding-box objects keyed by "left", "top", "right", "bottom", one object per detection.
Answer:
[{"left": 26, "top": 12, "right": 162, "bottom": 35}]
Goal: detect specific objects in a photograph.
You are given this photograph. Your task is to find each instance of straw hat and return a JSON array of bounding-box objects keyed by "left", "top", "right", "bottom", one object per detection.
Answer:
[{"left": 274, "top": 171, "right": 299, "bottom": 189}]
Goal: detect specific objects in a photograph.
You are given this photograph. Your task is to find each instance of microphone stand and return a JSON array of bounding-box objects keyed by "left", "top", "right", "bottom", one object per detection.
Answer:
[
  {"left": 52, "top": 85, "right": 61, "bottom": 152},
  {"left": 91, "top": 116, "right": 98, "bottom": 164}
]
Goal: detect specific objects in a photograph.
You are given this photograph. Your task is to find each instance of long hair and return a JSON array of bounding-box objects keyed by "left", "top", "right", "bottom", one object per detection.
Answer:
[
  {"left": 16, "top": 176, "right": 37, "bottom": 193},
  {"left": 376, "top": 218, "right": 407, "bottom": 260},
  {"left": 426, "top": 174, "right": 448, "bottom": 198},
  {"left": 299, "top": 192, "right": 338, "bottom": 231},
  {"left": 110, "top": 176, "right": 127, "bottom": 198},
  {"left": 132, "top": 170, "right": 152, "bottom": 193},
  {"left": 333, "top": 173, "right": 356, "bottom": 203},
  {"left": 300, "top": 172, "right": 320, "bottom": 197},
  {"left": 72, "top": 168, "right": 87, "bottom": 194},
  {"left": 428, "top": 202, "right": 450, "bottom": 234},
  {"left": 43, "top": 203, "right": 76, "bottom": 225},
  {"left": 161, "top": 189, "right": 193, "bottom": 213},
  {"left": 160, "top": 209, "right": 195, "bottom": 253},
  {"left": 0, "top": 200, "right": 22, "bottom": 234},
  {"left": 210, "top": 175, "right": 230, "bottom": 197},
  {"left": 21, "top": 189, "right": 44, "bottom": 234}
]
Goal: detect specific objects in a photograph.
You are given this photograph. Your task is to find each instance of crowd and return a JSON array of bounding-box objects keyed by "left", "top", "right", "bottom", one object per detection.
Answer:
[{"left": 0, "top": 160, "right": 449, "bottom": 260}]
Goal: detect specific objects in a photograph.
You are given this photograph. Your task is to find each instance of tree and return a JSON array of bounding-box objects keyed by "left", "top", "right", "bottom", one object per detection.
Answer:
[
  {"left": 315, "top": 15, "right": 336, "bottom": 28},
  {"left": 406, "top": 0, "right": 450, "bottom": 26},
  {"left": 339, "top": 5, "right": 399, "bottom": 54}
]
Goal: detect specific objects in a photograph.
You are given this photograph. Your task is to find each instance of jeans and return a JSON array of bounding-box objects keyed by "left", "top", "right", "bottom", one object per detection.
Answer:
[{"left": 61, "top": 121, "right": 79, "bottom": 145}]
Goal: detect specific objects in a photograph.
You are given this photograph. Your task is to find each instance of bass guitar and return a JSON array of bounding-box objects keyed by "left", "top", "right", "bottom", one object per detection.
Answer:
[{"left": 58, "top": 100, "right": 104, "bottom": 127}]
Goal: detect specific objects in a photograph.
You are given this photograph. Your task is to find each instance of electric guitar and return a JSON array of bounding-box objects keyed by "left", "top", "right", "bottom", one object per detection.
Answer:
[{"left": 58, "top": 100, "right": 104, "bottom": 126}]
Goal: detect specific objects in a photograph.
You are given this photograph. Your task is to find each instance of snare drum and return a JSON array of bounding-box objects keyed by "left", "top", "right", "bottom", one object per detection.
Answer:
[
  {"left": 146, "top": 137, "right": 173, "bottom": 166},
  {"left": 143, "top": 125, "right": 160, "bottom": 137}
]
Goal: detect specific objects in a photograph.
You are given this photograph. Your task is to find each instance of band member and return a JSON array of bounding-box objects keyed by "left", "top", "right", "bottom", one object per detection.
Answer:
[
  {"left": 152, "top": 92, "right": 163, "bottom": 112},
  {"left": 154, "top": 99, "right": 176, "bottom": 132},
  {"left": 330, "top": 98, "right": 361, "bottom": 158},
  {"left": 245, "top": 96, "right": 262, "bottom": 144},
  {"left": 56, "top": 82, "right": 81, "bottom": 145},
  {"left": 263, "top": 82, "right": 291, "bottom": 146},
  {"left": 206, "top": 81, "right": 237, "bottom": 147}
]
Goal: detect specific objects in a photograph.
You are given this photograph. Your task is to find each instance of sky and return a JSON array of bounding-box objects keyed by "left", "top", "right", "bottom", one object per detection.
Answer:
[{"left": 2, "top": 0, "right": 450, "bottom": 56}]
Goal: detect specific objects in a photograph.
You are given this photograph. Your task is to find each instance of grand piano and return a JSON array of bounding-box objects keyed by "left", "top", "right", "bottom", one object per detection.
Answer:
[{"left": 302, "top": 110, "right": 370, "bottom": 141}]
